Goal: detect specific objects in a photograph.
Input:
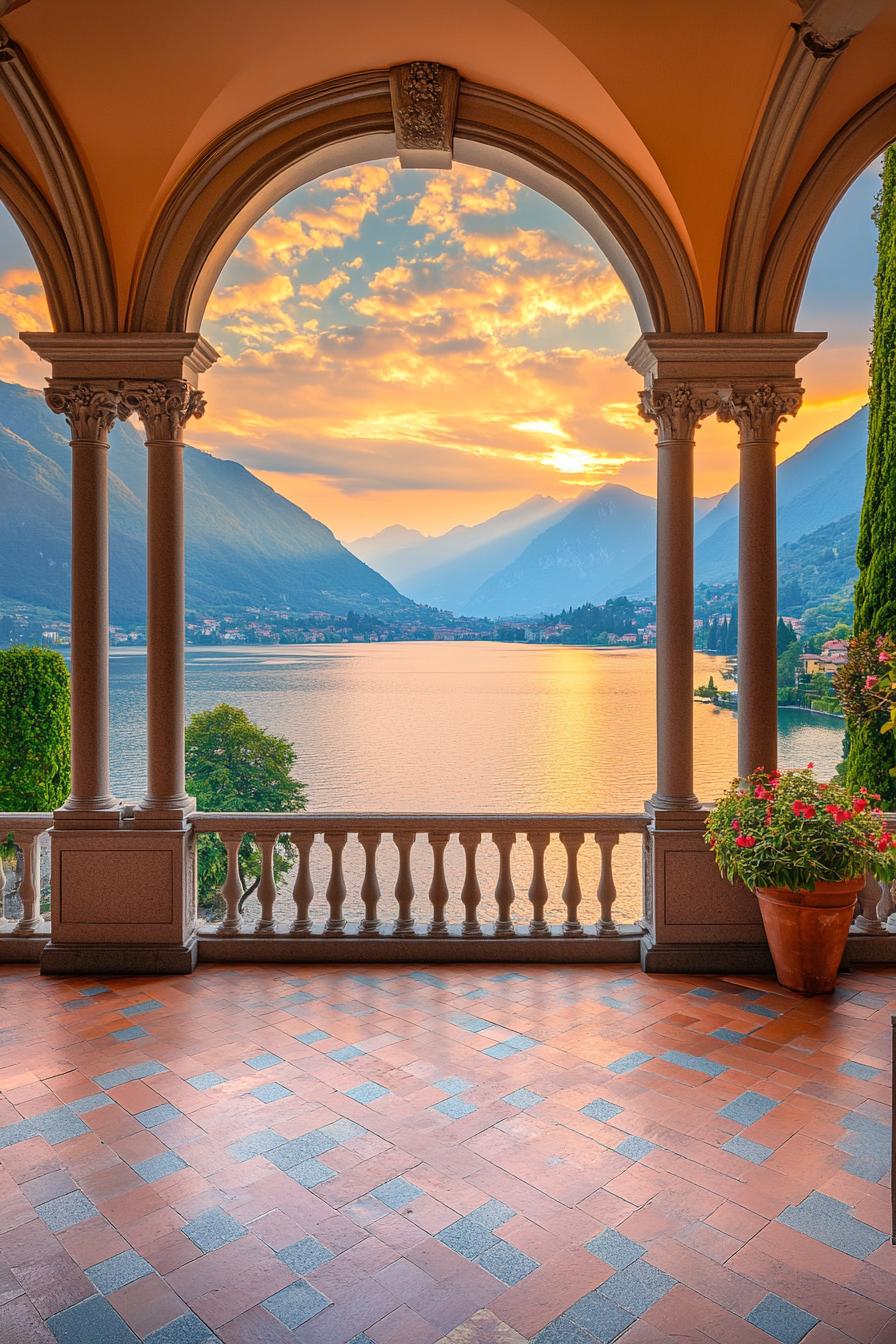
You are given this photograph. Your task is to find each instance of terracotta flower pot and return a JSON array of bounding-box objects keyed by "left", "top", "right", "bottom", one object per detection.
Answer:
[{"left": 755, "top": 879, "right": 863, "bottom": 995}]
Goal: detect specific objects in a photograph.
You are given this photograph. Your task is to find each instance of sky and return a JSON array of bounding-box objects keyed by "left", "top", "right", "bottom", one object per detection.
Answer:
[{"left": 0, "top": 155, "right": 881, "bottom": 541}]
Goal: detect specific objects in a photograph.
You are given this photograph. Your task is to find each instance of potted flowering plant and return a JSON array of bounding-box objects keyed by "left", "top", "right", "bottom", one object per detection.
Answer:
[{"left": 706, "top": 765, "right": 896, "bottom": 993}]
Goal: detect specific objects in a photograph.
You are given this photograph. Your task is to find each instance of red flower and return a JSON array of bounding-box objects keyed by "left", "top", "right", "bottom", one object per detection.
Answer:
[
  {"left": 754, "top": 785, "right": 771, "bottom": 800},
  {"left": 853, "top": 798, "right": 868, "bottom": 813},
  {"left": 792, "top": 800, "right": 816, "bottom": 820},
  {"left": 735, "top": 835, "right": 756, "bottom": 848},
  {"left": 732, "top": 819, "right": 740, "bottom": 832},
  {"left": 865, "top": 675, "right": 879, "bottom": 689}
]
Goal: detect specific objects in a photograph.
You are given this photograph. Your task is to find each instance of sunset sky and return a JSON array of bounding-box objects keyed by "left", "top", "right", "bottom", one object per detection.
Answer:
[{"left": 0, "top": 156, "right": 881, "bottom": 541}]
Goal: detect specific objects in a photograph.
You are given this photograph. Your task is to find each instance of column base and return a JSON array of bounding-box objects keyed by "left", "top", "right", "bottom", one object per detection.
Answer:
[
  {"left": 133, "top": 797, "right": 197, "bottom": 829},
  {"left": 54, "top": 803, "right": 123, "bottom": 831},
  {"left": 640, "top": 930, "right": 774, "bottom": 975},
  {"left": 41, "top": 935, "right": 197, "bottom": 976}
]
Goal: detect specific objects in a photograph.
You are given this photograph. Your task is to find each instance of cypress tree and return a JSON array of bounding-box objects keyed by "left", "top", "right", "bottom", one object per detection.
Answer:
[{"left": 846, "top": 147, "right": 896, "bottom": 802}]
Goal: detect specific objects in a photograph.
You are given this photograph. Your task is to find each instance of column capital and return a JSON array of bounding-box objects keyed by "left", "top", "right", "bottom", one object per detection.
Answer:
[
  {"left": 717, "top": 380, "right": 804, "bottom": 442},
  {"left": 120, "top": 379, "right": 206, "bottom": 442},
  {"left": 638, "top": 382, "right": 719, "bottom": 442},
  {"left": 44, "top": 380, "right": 121, "bottom": 444}
]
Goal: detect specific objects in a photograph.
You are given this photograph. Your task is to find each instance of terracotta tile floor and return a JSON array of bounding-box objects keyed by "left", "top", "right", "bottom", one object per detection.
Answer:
[{"left": 0, "top": 962, "right": 894, "bottom": 1344}]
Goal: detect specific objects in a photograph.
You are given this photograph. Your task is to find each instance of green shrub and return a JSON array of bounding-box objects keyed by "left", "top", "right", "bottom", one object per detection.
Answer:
[{"left": 0, "top": 646, "right": 70, "bottom": 813}]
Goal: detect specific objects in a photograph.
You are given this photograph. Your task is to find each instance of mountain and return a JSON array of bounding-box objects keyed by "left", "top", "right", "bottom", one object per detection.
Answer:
[
  {"left": 0, "top": 380, "right": 418, "bottom": 624},
  {"left": 463, "top": 485, "right": 658, "bottom": 616},
  {"left": 349, "top": 495, "right": 566, "bottom": 611}
]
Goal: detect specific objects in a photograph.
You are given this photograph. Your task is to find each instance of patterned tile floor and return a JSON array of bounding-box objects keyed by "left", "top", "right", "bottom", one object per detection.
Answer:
[{"left": 0, "top": 962, "right": 893, "bottom": 1344}]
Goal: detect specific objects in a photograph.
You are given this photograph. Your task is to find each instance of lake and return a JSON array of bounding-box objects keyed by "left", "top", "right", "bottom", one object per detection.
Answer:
[{"left": 108, "top": 643, "right": 846, "bottom": 925}]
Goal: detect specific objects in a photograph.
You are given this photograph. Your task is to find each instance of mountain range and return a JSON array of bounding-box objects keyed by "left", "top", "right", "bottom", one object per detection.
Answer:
[
  {"left": 350, "top": 406, "right": 869, "bottom": 618},
  {"left": 0, "top": 380, "right": 417, "bottom": 624}
]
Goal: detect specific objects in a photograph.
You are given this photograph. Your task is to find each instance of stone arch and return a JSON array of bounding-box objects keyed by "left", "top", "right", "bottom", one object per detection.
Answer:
[
  {"left": 0, "top": 143, "right": 81, "bottom": 329},
  {"left": 128, "top": 68, "right": 704, "bottom": 336},
  {"left": 757, "top": 84, "right": 896, "bottom": 331}
]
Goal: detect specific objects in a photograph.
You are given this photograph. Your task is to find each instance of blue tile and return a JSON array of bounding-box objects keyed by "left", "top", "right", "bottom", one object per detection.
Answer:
[
  {"left": 409, "top": 971, "right": 447, "bottom": 987},
  {"left": 296, "top": 1029, "right": 328, "bottom": 1044},
  {"left": 347, "top": 1082, "right": 388, "bottom": 1104},
  {"left": 332, "top": 1002, "right": 371, "bottom": 1017},
  {"left": 723, "top": 1136, "right": 773, "bottom": 1165},
  {"left": 839, "top": 1060, "right": 881, "bottom": 1081},
  {"left": 743, "top": 1003, "right": 781, "bottom": 1019},
  {"left": 503, "top": 1088, "right": 544, "bottom": 1109},
  {"left": 346, "top": 1337, "right": 376, "bottom": 1344},
  {"left": 250, "top": 1082, "right": 294, "bottom": 1103},
  {"left": 182, "top": 1206, "right": 245, "bottom": 1252},
  {"left": 127, "top": 1062, "right": 167, "bottom": 1081},
  {"left": 477, "top": 1241, "right": 538, "bottom": 1285},
  {"left": 86, "top": 1250, "right": 154, "bottom": 1293},
  {"left": 287, "top": 1157, "right": 335, "bottom": 1188},
  {"left": 121, "top": 1000, "right": 163, "bottom": 1018},
  {"left": 747, "top": 1293, "right": 819, "bottom": 1344},
  {"left": 186, "top": 1071, "right": 227, "bottom": 1091},
  {"left": 607, "top": 1051, "right": 652, "bottom": 1074},
  {"left": 146, "top": 1313, "right": 216, "bottom": 1344},
  {"left": 567, "top": 1289, "right": 636, "bottom": 1342},
  {"left": 0, "top": 1120, "right": 35, "bottom": 1148},
  {"left": 688, "top": 987, "right": 716, "bottom": 999},
  {"left": 585, "top": 1228, "right": 645, "bottom": 1270},
  {"left": 491, "top": 971, "right": 527, "bottom": 982},
  {"left": 532, "top": 1319, "right": 595, "bottom": 1344},
  {"left": 372, "top": 1177, "right": 423, "bottom": 1209},
  {"left": 263, "top": 1280, "right": 332, "bottom": 1328},
  {"left": 228, "top": 1128, "right": 285, "bottom": 1162},
  {"left": 37, "top": 1192, "right": 98, "bottom": 1231},
  {"left": 245, "top": 1051, "right": 284, "bottom": 1070},
  {"left": 437, "top": 1217, "right": 499, "bottom": 1260},
  {"left": 434, "top": 1096, "right": 476, "bottom": 1119},
  {"left": 777, "top": 1192, "right": 888, "bottom": 1259},
  {"left": 483, "top": 1043, "right": 518, "bottom": 1060},
  {"left": 30, "top": 1106, "right": 90, "bottom": 1145},
  {"left": 710, "top": 1028, "right": 748, "bottom": 1044},
  {"left": 111, "top": 1025, "right": 148, "bottom": 1042},
  {"left": 581, "top": 1098, "right": 623, "bottom": 1123},
  {"left": 504, "top": 1034, "right": 540, "bottom": 1051},
  {"left": 465, "top": 988, "right": 487, "bottom": 1000},
  {"left": 617, "top": 1136, "right": 656, "bottom": 1160},
  {"left": 435, "top": 1077, "right": 471, "bottom": 1096},
  {"left": 284, "top": 990, "right": 315, "bottom": 1004},
  {"left": 277, "top": 1236, "right": 333, "bottom": 1274},
  {"left": 318, "top": 1118, "right": 366, "bottom": 1144},
  {"left": 328, "top": 1046, "right": 365, "bottom": 1062},
  {"left": 80, "top": 985, "right": 111, "bottom": 997},
  {"left": 599, "top": 1260, "right": 676, "bottom": 1314},
  {"left": 135, "top": 1103, "right": 181, "bottom": 1129},
  {"left": 70, "top": 1093, "right": 114, "bottom": 1114},
  {"left": 93, "top": 1061, "right": 166, "bottom": 1089},
  {"left": 719, "top": 1091, "right": 778, "bottom": 1126},
  {"left": 449, "top": 1013, "right": 494, "bottom": 1032},
  {"left": 133, "top": 1152, "right": 187, "bottom": 1183},
  {"left": 468, "top": 1199, "right": 514, "bottom": 1231},
  {"left": 661, "top": 1050, "right": 727, "bottom": 1078},
  {"left": 47, "top": 1295, "right": 139, "bottom": 1343},
  {"left": 267, "top": 1132, "right": 337, "bottom": 1170}
]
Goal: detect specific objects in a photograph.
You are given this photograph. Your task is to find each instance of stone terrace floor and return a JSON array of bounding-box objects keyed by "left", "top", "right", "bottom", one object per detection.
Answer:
[{"left": 0, "top": 964, "right": 894, "bottom": 1344}]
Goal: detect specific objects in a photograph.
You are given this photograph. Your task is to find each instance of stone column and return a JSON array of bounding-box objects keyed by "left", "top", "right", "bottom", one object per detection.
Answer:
[
  {"left": 719, "top": 382, "right": 802, "bottom": 778},
  {"left": 44, "top": 382, "right": 121, "bottom": 817},
  {"left": 120, "top": 380, "right": 206, "bottom": 819},
  {"left": 638, "top": 383, "right": 717, "bottom": 812}
]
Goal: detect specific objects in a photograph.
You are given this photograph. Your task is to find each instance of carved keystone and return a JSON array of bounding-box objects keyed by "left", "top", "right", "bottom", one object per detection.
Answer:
[{"left": 389, "top": 61, "right": 460, "bottom": 168}]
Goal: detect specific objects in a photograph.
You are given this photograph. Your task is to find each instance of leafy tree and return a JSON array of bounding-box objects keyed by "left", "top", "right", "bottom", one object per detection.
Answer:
[
  {"left": 847, "top": 147, "right": 896, "bottom": 803},
  {"left": 776, "top": 617, "right": 797, "bottom": 655},
  {"left": 185, "top": 703, "right": 306, "bottom": 913}
]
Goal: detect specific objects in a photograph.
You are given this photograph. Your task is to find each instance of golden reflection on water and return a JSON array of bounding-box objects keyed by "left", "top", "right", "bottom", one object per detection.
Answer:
[{"left": 109, "top": 643, "right": 846, "bottom": 926}]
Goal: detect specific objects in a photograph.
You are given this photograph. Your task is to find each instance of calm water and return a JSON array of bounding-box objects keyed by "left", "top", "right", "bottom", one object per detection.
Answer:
[{"left": 108, "top": 643, "right": 846, "bottom": 926}]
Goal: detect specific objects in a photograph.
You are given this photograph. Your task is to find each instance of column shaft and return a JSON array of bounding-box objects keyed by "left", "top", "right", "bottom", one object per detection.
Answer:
[
  {"left": 737, "top": 437, "right": 779, "bottom": 776},
  {"left": 144, "top": 436, "right": 188, "bottom": 809},
  {"left": 654, "top": 437, "right": 697, "bottom": 807}
]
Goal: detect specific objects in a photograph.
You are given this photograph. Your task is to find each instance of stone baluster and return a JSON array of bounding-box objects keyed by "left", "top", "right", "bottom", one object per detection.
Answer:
[
  {"left": 427, "top": 833, "right": 450, "bottom": 936},
  {"left": 12, "top": 829, "right": 43, "bottom": 935},
  {"left": 493, "top": 833, "right": 516, "bottom": 937},
  {"left": 527, "top": 831, "right": 550, "bottom": 936},
  {"left": 393, "top": 832, "right": 417, "bottom": 935},
  {"left": 254, "top": 833, "right": 277, "bottom": 934},
  {"left": 560, "top": 831, "right": 584, "bottom": 936},
  {"left": 719, "top": 381, "right": 803, "bottom": 776},
  {"left": 877, "top": 878, "right": 896, "bottom": 930},
  {"left": 323, "top": 832, "right": 347, "bottom": 935},
  {"left": 459, "top": 830, "right": 482, "bottom": 937},
  {"left": 218, "top": 833, "right": 243, "bottom": 934},
  {"left": 595, "top": 832, "right": 620, "bottom": 936},
  {"left": 290, "top": 833, "right": 314, "bottom": 935},
  {"left": 853, "top": 875, "right": 887, "bottom": 934},
  {"left": 358, "top": 831, "right": 382, "bottom": 936}
]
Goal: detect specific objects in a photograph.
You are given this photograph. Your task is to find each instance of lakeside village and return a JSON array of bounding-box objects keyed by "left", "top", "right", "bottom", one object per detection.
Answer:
[{"left": 1, "top": 597, "right": 851, "bottom": 716}]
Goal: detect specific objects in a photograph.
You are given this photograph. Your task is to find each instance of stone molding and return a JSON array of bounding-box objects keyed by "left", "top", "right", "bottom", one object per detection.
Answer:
[
  {"left": 120, "top": 380, "right": 207, "bottom": 442},
  {"left": 0, "top": 143, "right": 80, "bottom": 330},
  {"left": 44, "top": 380, "right": 120, "bottom": 444},
  {"left": 0, "top": 24, "right": 116, "bottom": 330},
  {"left": 389, "top": 61, "right": 459, "bottom": 168},
  {"left": 20, "top": 331, "right": 218, "bottom": 382},
  {"left": 717, "top": 380, "right": 804, "bottom": 442},
  {"left": 637, "top": 382, "right": 718, "bottom": 443}
]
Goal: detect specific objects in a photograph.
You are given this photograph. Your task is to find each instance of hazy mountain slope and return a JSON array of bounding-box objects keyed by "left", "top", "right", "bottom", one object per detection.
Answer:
[{"left": 0, "top": 380, "right": 417, "bottom": 623}]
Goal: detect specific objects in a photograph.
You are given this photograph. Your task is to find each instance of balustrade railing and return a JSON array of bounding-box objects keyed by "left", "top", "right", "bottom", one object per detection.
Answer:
[
  {"left": 0, "top": 814, "right": 52, "bottom": 935},
  {"left": 189, "top": 813, "right": 650, "bottom": 939}
]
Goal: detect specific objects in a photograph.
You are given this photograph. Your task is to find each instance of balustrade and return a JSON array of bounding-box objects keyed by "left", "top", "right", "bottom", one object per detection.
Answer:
[{"left": 0, "top": 816, "right": 52, "bottom": 935}]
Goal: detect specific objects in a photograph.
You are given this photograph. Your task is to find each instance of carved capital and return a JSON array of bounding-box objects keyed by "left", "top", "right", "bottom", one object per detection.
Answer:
[
  {"left": 390, "top": 61, "right": 459, "bottom": 168},
  {"left": 120, "top": 379, "right": 206, "bottom": 441},
  {"left": 45, "top": 381, "right": 121, "bottom": 444},
  {"left": 792, "top": 21, "right": 852, "bottom": 58},
  {"left": 637, "top": 382, "right": 718, "bottom": 442},
  {"left": 717, "top": 381, "right": 803, "bottom": 442}
]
